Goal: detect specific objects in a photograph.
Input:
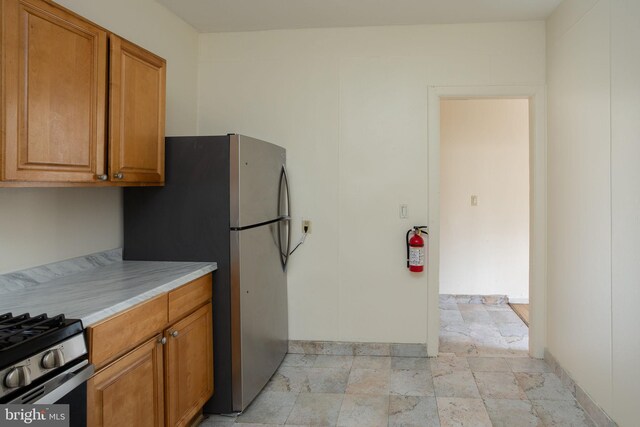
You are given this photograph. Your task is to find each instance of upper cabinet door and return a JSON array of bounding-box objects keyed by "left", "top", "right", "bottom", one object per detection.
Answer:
[
  {"left": 109, "top": 35, "right": 166, "bottom": 184},
  {"left": 1, "top": 0, "right": 107, "bottom": 182}
]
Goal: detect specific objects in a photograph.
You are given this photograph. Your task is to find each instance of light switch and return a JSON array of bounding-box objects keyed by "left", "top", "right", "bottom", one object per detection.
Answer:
[
  {"left": 471, "top": 195, "right": 478, "bottom": 206},
  {"left": 399, "top": 204, "right": 408, "bottom": 218}
]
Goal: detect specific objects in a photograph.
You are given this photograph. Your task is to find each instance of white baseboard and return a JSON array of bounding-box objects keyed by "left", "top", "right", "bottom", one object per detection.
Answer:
[{"left": 508, "top": 297, "right": 529, "bottom": 304}]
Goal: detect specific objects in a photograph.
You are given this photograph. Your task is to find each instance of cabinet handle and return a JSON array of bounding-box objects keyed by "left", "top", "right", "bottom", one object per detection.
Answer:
[
  {"left": 114, "top": 172, "right": 124, "bottom": 179},
  {"left": 171, "top": 330, "right": 179, "bottom": 338},
  {"left": 159, "top": 337, "right": 167, "bottom": 345},
  {"left": 96, "top": 174, "right": 108, "bottom": 181}
]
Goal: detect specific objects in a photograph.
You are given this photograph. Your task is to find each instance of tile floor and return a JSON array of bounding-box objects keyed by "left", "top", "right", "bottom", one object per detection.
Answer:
[{"left": 200, "top": 302, "right": 594, "bottom": 426}]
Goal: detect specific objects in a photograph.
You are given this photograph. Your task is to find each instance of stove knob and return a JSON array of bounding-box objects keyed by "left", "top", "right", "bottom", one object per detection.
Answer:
[
  {"left": 41, "top": 349, "right": 65, "bottom": 370},
  {"left": 4, "top": 366, "right": 31, "bottom": 389}
]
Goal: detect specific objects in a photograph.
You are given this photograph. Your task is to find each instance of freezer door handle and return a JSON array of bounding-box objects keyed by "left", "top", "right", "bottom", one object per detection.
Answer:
[{"left": 278, "top": 165, "right": 292, "bottom": 270}]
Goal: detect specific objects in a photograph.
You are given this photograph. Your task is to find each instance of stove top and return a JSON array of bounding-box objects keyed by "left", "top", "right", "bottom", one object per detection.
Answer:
[{"left": 0, "top": 313, "right": 83, "bottom": 369}]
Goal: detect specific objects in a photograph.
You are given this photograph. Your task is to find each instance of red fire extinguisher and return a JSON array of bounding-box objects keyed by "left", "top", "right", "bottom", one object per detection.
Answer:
[{"left": 406, "top": 226, "right": 428, "bottom": 272}]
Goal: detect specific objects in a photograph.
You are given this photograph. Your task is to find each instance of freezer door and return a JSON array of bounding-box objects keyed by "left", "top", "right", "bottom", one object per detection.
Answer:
[
  {"left": 230, "top": 135, "right": 287, "bottom": 228},
  {"left": 230, "top": 221, "right": 288, "bottom": 411}
]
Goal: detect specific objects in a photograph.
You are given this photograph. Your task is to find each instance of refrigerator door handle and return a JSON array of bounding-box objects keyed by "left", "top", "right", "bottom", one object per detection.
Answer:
[{"left": 277, "top": 165, "right": 292, "bottom": 270}]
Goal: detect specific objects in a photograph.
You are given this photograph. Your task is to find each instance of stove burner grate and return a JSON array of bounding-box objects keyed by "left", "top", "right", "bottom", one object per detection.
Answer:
[{"left": 0, "top": 313, "right": 67, "bottom": 352}]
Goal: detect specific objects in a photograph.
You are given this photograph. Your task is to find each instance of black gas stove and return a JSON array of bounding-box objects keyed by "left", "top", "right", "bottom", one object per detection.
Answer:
[{"left": 0, "top": 312, "right": 93, "bottom": 405}]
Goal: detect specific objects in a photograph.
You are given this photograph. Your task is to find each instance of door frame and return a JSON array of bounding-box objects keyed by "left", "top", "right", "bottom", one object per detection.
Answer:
[{"left": 426, "top": 85, "right": 547, "bottom": 358}]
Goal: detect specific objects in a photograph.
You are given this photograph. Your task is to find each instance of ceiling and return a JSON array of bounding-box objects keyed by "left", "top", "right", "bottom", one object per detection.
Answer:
[{"left": 157, "top": 0, "right": 562, "bottom": 33}]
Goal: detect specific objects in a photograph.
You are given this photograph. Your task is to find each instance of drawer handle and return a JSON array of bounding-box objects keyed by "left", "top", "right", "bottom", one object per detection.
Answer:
[
  {"left": 159, "top": 337, "right": 167, "bottom": 345},
  {"left": 171, "top": 330, "right": 179, "bottom": 338}
]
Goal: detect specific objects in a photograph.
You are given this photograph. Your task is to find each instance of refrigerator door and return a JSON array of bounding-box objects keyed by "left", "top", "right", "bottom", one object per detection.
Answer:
[
  {"left": 230, "top": 222, "right": 289, "bottom": 411},
  {"left": 230, "top": 135, "right": 288, "bottom": 228}
]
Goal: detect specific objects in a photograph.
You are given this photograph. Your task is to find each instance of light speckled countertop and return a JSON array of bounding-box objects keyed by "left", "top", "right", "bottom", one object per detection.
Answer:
[{"left": 0, "top": 259, "right": 216, "bottom": 327}]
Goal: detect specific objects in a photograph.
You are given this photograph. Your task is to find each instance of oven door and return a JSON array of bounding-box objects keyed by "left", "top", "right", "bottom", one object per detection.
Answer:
[{"left": 8, "top": 358, "right": 94, "bottom": 427}]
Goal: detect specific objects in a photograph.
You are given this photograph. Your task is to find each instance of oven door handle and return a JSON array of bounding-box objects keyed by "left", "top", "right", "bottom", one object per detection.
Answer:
[{"left": 10, "top": 360, "right": 94, "bottom": 405}]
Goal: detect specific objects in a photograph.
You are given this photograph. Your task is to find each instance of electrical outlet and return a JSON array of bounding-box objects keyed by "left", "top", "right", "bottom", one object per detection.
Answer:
[
  {"left": 471, "top": 195, "right": 478, "bottom": 206},
  {"left": 302, "top": 219, "right": 312, "bottom": 234}
]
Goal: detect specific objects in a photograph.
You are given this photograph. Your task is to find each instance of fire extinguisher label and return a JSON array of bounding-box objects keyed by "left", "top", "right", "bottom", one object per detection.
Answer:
[{"left": 409, "top": 246, "right": 424, "bottom": 266}]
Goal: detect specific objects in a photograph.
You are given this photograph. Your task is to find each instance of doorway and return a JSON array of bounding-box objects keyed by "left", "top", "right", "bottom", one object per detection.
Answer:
[
  {"left": 426, "top": 86, "right": 547, "bottom": 358},
  {"left": 439, "top": 98, "right": 530, "bottom": 356}
]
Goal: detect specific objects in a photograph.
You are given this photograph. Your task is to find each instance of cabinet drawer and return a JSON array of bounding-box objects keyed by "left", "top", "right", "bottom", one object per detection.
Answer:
[
  {"left": 88, "top": 294, "right": 168, "bottom": 368},
  {"left": 168, "top": 274, "right": 212, "bottom": 323}
]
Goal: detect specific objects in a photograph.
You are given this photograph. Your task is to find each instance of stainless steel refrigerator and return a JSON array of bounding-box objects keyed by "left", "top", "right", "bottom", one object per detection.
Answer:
[{"left": 123, "top": 134, "right": 290, "bottom": 413}]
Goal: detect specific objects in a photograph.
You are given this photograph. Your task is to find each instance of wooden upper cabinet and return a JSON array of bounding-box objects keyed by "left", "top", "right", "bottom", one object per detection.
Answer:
[
  {"left": 109, "top": 35, "right": 166, "bottom": 184},
  {"left": 0, "top": 0, "right": 107, "bottom": 182},
  {"left": 0, "top": 0, "right": 166, "bottom": 186}
]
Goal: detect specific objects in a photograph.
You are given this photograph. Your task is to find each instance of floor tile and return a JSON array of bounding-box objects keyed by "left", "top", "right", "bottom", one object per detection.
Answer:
[
  {"left": 281, "top": 353, "right": 318, "bottom": 367},
  {"left": 489, "top": 310, "right": 524, "bottom": 324},
  {"left": 484, "top": 304, "right": 513, "bottom": 311},
  {"left": 351, "top": 355, "right": 391, "bottom": 370},
  {"left": 430, "top": 355, "right": 470, "bottom": 376},
  {"left": 233, "top": 424, "right": 292, "bottom": 427},
  {"left": 391, "top": 356, "right": 430, "bottom": 370},
  {"left": 439, "top": 295, "right": 458, "bottom": 305},
  {"left": 473, "top": 372, "right": 527, "bottom": 400},
  {"left": 498, "top": 323, "right": 529, "bottom": 342},
  {"left": 285, "top": 392, "right": 343, "bottom": 426},
  {"left": 433, "top": 370, "right": 480, "bottom": 398},
  {"left": 345, "top": 368, "right": 390, "bottom": 395},
  {"left": 212, "top": 304, "right": 589, "bottom": 426},
  {"left": 236, "top": 391, "right": 298, "bottom": 425},
  {"left": 515, "top": 372, "right": 575, "bottom": 401},
  {"left": 440, "top": 302, "right": 459, "bottom": 310},
  {"left": 336, "top": 394, "right": 388, "bottom": 427},
  {"left": 484, "top": 399, "right": 544, "bottom": 427},
  {"left": 467, "top": 357, "right": 510, "bottom": 372},
  {"left": 314, "top": 355, "right": 354, "bottom": 369},
  {"left": 265, "top": 366, "right": 310, "bottom": 393},
  {"left": 441, "top": 322, "right": 472, "bottom": 335},
  {"left": 457, "top": 303, "right": 486, "bottom": 312},
  {"left": 507, "top": 337, "right": 530, "bottom": 353},
  {"left": 307, "top": 367, "right": 351, "bottom": 393},
  {"left": 532, "top": 399, "right": 595, "bottom": 426},
  {"left": 440, "top": 309, "right": 464, "bottom": 324},
  {"left": 436, "top": 397, "right": 492, "bottom": 427},
  {"left": 200, "top": 415, "right": 236, "bottom": 427},
  {"left": 390, "top": 369, "right": 435, "bottom": 396},
  {"left": 460, "top": 309, "right": 492, "bottom": 323},
  {"left": 388, "top": 396, "right": 440, "bottom": 427},
  {"left": 507, "top": 358, "right": 552, "bottom": 373},
  {"left": 468, "top": 322, "right": 503, "bottom": 341},
  {"left": 438, "top": 338, "right": 479, "bottom": 357},
  {"left": 482, "top": 296, "right": 509, "bottom": 305},
  {"left": 353, "top": 342, "right": 390, "bottom": 356}
]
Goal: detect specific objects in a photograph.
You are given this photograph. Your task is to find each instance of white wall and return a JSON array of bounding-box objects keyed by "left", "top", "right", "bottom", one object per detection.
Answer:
[
  {"left": 547, "top": 0, "right": 640, "bottom": 424},
  {"left": 198, "top": 22, "right": 546, "bottom": 343},
  {"left": 611, "top": 1, "right": 640, "bottom": 424},
  {"left": 440, "top": 99, "right": 529, "bottom": 300},
  {"left": 0, "top": 0, "right": 199, "bottom": 274}
]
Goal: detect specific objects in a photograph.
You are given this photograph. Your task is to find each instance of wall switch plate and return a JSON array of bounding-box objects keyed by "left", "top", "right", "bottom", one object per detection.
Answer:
[
  {"left": 471, "top": 195, "right": 478, "bottom": 206},
  {"left": 400, "top": 204, "right": 408, "bottom": 218},
  {"left": 302, "top": 219, "right": 312, "bottom": 234}
]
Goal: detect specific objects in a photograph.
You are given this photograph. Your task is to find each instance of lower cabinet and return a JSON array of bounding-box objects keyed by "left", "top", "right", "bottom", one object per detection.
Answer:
[
  {"left": 165, "top": 304, "right": 214, "bottom": 427},
  {"left": 87, "top": 336, "right": 165, "bottom": 427},
  {"left": 86, "top": 275, "right": 213, "bottom": 427}
]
